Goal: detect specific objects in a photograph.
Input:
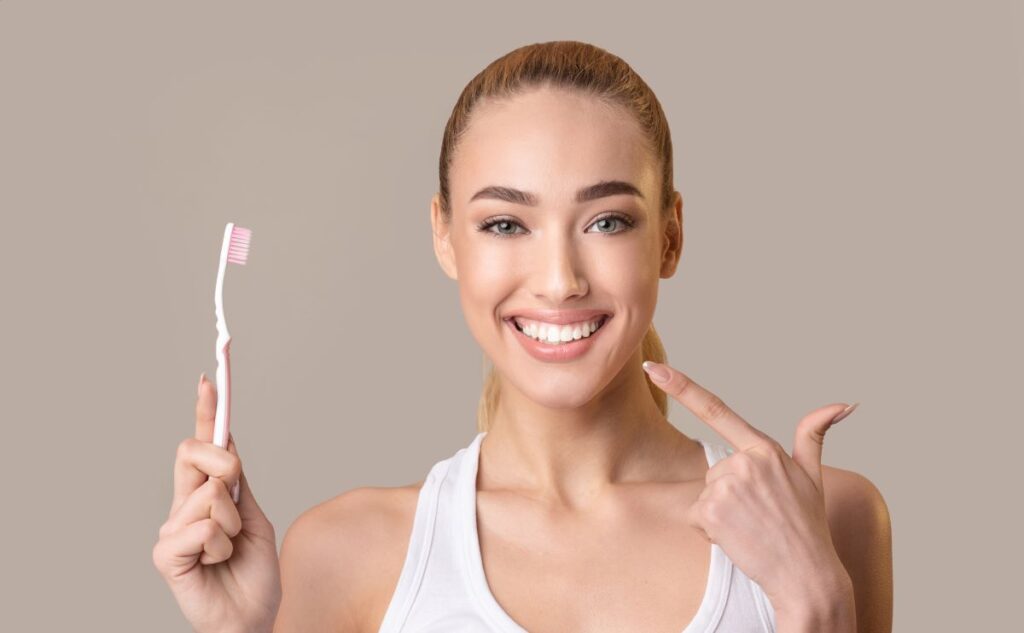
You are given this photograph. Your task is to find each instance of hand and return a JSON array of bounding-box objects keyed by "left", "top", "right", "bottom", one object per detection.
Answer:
[
  {"left": 642, "top": 361, "right": 857, "bottom": 614},
  {"left": 152, "top": 373, "right": 282, "bottom": 633}
]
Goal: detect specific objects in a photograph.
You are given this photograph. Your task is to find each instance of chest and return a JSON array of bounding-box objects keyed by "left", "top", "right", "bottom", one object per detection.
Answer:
[{"left": 475, "top": 484, "right": 713, "bottom": 633}]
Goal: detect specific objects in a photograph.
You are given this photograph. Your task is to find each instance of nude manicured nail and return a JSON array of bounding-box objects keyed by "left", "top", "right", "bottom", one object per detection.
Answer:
[
  {"left": 198, "top": 372, "right": 206, "bottom": 397},
  {"left": 642, "top": 361, "right": 670, "bottom": 383},
  {"left": 830, "top": 402, "right": 859, "bottom": 425}
]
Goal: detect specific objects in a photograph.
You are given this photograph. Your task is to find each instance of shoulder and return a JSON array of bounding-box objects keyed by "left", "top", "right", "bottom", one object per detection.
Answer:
[
  {"left": 275, "top": 482, "right": 425, "bottom": 633},
  {"left": 821, "top": 464, "right": 894, "bottom": 633}
]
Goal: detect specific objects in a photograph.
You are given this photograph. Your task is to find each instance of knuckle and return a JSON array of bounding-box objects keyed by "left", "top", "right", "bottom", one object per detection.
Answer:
[
  {"left": 669, "top": 373, "right": 692, "bottom": 398},
  {"left": 151, "top": 543, "right": 166, "bottom": 573},
  {"left": 198, "top": 517, "right": 221, "bottom": 541},
  {"left": 204, "top": 476, "right": 227, "bottom": 500},
  {"left": 223, "top": 452, "right": 242, "bottom": 482},
  {"left": 227, "top": 508, "right": 243, "bottom": 538},
  {"left": 702, "top": 394, "right": 730, "bottom": 421},
  {"left": 719, "top": 476, "right": 739, "bottom": 496},
  {"left": 731, "top": 452, "right": 753, "bottom": 477},
  {"left": 806, "top": 421, "right": 827, "bottom": 446},
  {"left": 702, "top": 499, "right": 722, "bottom": 526},
  {"left": 204, "top": 532, "right": 233, "bottom": 564},
  {"left": 765, "top": 442, "right": 787, "bottom": 468},
  {"left": 176, "top": 437, "right": 198, "bottom": 462}
]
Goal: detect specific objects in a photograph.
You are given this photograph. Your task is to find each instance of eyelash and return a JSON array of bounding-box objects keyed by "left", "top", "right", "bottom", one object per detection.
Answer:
[{"left": 475, "top": 212, "right": 636, "bottom": 239}]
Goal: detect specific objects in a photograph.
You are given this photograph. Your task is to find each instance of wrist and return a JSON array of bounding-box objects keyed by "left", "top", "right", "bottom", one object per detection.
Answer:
[{"left": 772, "top": 568, "right": 856, "bottom": 633}]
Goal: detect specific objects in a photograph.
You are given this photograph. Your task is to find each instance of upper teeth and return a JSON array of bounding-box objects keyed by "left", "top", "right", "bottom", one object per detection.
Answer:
[{"left": 513, "top": 316, "right": 606, "bottom": 344}]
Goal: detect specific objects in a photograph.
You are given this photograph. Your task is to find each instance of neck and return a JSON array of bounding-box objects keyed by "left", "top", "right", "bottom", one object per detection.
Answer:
[{"left": 480, "top": 350, "right": 700, "bottom": 510}]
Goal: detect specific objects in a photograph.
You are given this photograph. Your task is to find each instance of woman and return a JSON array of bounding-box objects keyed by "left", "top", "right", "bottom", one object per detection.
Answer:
[{"left": 153, "top": 41, "right": 893, "bottom": 633}]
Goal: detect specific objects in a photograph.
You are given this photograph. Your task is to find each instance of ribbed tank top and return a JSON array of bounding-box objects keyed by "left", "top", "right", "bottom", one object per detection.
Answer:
[{"left": 378, "top": 431, "right": 777, "bottom": 632}]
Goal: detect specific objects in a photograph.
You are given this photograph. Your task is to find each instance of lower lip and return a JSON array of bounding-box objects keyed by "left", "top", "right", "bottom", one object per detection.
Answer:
[{"left": 505, "top": 316, "right": 611, "bottom": 363}]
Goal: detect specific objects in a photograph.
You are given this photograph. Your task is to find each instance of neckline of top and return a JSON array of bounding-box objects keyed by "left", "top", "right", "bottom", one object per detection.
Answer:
[{"left": 456, "top": 431, "right": 732, "bottom": 633}]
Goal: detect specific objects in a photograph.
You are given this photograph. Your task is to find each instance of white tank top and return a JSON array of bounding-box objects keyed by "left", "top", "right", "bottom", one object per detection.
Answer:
[{"left": 378, "top": 431, "right": 777, "bottom": 632}]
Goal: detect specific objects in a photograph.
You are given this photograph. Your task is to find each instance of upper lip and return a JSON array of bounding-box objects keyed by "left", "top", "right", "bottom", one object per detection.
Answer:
[{"left": 503, "top": 309, "right": 611, "bottom": 325}]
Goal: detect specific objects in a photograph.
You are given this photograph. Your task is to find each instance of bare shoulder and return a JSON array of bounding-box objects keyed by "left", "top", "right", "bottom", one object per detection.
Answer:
[
  {"left": 821, "top": 464, "right": 894, "bottom": 633},
  {"left": 274, "top": 481, "right": 425, "bottom": 633}
]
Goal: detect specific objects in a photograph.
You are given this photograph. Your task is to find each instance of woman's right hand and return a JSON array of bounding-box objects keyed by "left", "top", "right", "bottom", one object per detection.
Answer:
[{"left": 152, "top": 374, "right": 282, "bottom": 633}]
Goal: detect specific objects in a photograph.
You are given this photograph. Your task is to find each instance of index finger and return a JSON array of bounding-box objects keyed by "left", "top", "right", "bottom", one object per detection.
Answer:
[
  {"left": 644, "top": 362, "right": 770, "bottom": 452},
  {"left": 196, "top": 372, "right": 215, "bottom": 442}
]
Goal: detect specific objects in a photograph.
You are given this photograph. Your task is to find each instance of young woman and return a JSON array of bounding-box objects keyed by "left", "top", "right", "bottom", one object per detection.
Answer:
[{"left": 153, "top": 41, "right": 893, "bottom": 633}]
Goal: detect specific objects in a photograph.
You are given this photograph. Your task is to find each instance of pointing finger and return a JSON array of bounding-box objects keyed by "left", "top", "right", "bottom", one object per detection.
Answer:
[{"left": 643, "top": 361, "right": 771, "bottom": 452}]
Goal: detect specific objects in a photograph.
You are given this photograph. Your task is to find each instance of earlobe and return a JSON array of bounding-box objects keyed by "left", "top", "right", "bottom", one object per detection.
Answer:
[{"left": 430, "top": 193, "right": 458, "bottom": 280}]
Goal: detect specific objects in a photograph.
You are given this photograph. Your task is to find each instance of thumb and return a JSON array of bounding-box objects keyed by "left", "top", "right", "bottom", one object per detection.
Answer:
[{"left": 792, "top": 403, "right": 858, "bottom": 494}]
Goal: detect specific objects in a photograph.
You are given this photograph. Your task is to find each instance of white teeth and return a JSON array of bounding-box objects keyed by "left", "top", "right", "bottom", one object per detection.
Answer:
[{"left": 513, "top": 316, "right": 606, "bottom": 345}]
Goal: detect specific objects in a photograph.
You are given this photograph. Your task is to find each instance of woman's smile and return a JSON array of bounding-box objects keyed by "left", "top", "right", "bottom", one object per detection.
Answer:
[{"left": 504, "top": 312, "right": 613, "bottom": 362}]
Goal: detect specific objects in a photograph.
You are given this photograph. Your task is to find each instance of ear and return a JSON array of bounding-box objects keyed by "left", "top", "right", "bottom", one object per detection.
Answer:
[
  {"left": 659, "top": 191, "right": 684, "bottom": 278},
  {"left": 431, "top": 193, "right": 458, "bottom": 280}
]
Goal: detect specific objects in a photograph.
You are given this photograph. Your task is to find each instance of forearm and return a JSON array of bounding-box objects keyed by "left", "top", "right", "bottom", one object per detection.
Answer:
[{"left": 773, "top": 569, "right": 857, "bottom": 633}]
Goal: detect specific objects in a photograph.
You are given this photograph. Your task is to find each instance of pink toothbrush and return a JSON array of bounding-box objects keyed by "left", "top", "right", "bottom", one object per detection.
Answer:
[{"left": 211, "top": 222, "right": 251, "bottom": 504}]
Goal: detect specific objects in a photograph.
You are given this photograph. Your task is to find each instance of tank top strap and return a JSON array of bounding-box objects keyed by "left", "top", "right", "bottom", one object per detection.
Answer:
[
  {"left": 380, "top": 433, "right": 776, "bottom": 633},
  {"left": 376, "top": 455, "right": 454, "bottom": 632}
]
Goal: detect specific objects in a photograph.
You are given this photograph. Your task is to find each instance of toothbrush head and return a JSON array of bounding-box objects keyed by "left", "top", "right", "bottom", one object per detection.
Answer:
[{"left": 227, "top": 225, "right": 252, "bottom": 265}]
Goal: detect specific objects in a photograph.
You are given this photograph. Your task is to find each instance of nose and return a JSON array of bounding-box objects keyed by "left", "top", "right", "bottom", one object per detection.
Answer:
[{"left": 530, "top": 232, "right": 588, "bottom": 304}]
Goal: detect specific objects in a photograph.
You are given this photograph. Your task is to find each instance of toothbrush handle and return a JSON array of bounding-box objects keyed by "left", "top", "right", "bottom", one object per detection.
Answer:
[{"left": 213, "top": 338, "right": 241, "bottom": 504}]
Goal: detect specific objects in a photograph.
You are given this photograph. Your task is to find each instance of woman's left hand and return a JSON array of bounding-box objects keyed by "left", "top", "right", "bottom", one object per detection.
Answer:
[{"left": 642, "top": 360, "right": 857, "bottom": 618}]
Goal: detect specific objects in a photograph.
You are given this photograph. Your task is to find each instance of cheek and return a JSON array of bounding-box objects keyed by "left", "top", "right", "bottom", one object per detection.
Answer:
[
  {"left": 592, "top": 246, "right": 658, "bottom": 303},
  {"left": 455, "top": 241, "right": 517, "bottom": 335},
  {"left": 458, "top": 240, "right": 518, "bottom": 297}
]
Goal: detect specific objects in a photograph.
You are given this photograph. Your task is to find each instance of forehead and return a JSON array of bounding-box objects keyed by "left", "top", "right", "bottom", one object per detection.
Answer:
[{"left": 451, "top": 87, "right": 658, "bottom": 206}]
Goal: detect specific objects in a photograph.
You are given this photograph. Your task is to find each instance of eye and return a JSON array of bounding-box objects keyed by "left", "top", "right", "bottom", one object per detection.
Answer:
[
  {"left": 476, "top": 212, "right": 636, "bottom": 239},
  {"left": 475, "top": 217, "right": 525, "bottom": 239},
  {"left": 586, "top": 212, "right": 636, "bottom": 234}
]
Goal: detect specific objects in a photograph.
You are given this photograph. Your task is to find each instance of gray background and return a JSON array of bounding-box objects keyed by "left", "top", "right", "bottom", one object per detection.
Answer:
[{"left": 2, "top": 0, "right": 1021, "bottom": 630}]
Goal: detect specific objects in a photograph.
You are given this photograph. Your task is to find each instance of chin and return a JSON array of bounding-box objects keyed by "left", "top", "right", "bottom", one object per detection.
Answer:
[{"left": 504, "top": 372, "right": 607, "bottom": 410}]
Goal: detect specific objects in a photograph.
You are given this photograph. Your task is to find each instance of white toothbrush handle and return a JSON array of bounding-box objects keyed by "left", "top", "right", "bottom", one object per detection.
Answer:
[
  {"left": 213, "top": 336, "right": 240, "bottom": 503},
  {"left": 213, "top": 337, "right": 231, "bottom": 449},
  {"left": 212, "top": 222, "right": 241, "bottom": 504}
]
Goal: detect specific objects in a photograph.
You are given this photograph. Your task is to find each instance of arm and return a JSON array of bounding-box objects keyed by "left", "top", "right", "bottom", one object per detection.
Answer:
[
  {"left": 274, "top": 489, "right": 390, "bottom": 633},
  {"left": 823, "top": 466, "right": 894, "bottom": 633},
  {"left": 773, "top": 467, "right": 893, "bottom": 633},
  {"left": 273, "top": 486, "right": 418, "bottom": 633},
  {"left": 274, "top": 501, "right": 361, "bottom": 632}
]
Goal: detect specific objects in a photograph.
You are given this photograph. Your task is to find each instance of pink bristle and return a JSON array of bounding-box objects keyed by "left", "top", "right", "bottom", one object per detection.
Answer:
[{"left": 227, "top": 225, "right": 252, "bottom": 265}]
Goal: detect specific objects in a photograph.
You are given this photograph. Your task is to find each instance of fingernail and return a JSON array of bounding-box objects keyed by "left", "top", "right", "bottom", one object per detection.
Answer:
[
  {"left": 642, "top": 361, "right": 670, "bottom": 383},
  {"left": 198, "top": 372, "right": 206, "bottom": 397},
  {"left": 830, "top": 402, "right": 859, "bottom": 425}
]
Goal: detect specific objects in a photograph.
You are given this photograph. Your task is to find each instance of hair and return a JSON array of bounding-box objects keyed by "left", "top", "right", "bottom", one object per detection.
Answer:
[{"left": 435, "top": 40, "right": 676, "bottom": 433}]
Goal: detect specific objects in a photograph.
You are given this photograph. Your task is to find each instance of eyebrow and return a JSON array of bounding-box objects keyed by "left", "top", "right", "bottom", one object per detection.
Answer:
[{"left": 468, "top": 180, "right": 645, "bottom": 206}]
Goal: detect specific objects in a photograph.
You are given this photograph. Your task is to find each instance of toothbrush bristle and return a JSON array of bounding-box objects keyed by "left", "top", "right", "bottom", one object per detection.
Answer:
[{"left": 227, "top": 225, "right": 252, "bottom": 265}]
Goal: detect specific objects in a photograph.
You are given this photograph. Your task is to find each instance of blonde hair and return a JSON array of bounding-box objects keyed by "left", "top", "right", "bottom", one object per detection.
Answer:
[{"left": 435, "top": 41, "right": 675, "bottom": 433}]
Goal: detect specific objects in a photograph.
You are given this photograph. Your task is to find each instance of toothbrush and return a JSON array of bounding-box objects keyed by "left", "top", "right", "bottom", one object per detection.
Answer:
[{"left": 211, "top": 222, "right": 251, "bottom": 504}]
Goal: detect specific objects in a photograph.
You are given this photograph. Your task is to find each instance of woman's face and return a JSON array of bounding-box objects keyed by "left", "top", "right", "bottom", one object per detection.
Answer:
[{"left": 432, "top": 86, "right": 683, "bottom": 410}]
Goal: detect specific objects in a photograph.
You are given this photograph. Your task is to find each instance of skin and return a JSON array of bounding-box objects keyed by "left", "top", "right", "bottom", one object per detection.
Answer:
[
  {"left": 154, "top": 85, "right": 893, "bottom": 633},
  {"left": 153, "top": 374, "right": 281, "bottom": 633}
]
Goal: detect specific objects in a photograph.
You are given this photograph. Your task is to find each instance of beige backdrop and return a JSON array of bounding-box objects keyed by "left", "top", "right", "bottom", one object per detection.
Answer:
[{"left": 1, "top": 0, "right": 1021, "bottom": 630}]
